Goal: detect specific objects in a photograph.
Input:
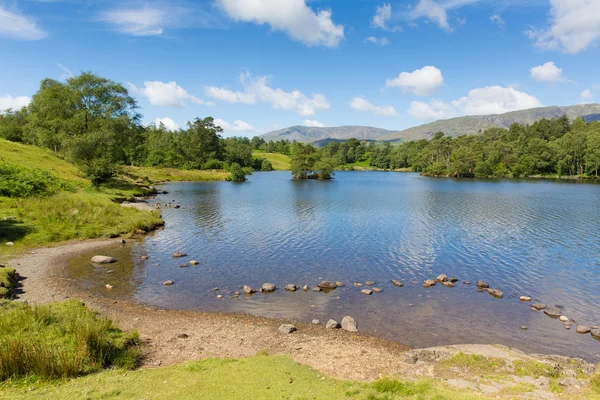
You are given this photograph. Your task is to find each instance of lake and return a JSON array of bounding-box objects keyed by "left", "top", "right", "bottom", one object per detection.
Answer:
[{"left": 68, "top": 171, "right": 600, "bottom": 360}]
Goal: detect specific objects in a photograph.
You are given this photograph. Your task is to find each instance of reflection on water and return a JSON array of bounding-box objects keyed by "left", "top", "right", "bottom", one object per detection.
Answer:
[{"left": 67, "top": 172, "right": 600, "bottom": 361}]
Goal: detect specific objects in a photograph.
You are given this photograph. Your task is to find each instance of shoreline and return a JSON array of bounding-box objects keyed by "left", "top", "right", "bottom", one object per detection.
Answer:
[{"left": 6, "top": 238, "right": 599, "bottom": 390}]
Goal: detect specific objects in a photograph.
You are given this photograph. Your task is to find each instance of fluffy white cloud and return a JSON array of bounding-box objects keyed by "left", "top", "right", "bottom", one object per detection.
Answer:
[
  {"left": 581, "top": 89, "right": 594, "bottom": 102},
  {"left": 408, "top": 86, "right": 542, "bottom": 121},
  {"left": 530, "top": 61, "right": 564, "bottom": 82},
  {"left": 205, "top": 73, "right": 330, "bottom": 116},
  {"left": 528, "top": 0, "right": 600, "bottom": 54},
  {"left": 215, "top": 0, "right": 344, "bottom": 47},
  {"left": 365, "top": 36, "right": 390, "bottom": 46},
  {"left": 0, "top": 95, "right": 31, "bottom": 111},
  {"left": 304, "top": 119, "right": 324, "bottom": 127},
  {"left": 490, "top": 15, "right": 504, "bottom": 28},
  {"left": 155, "top": 117, "right": 180, "bottom": 131},
  {"left": 214, "top": 118, "right": 258, "bottom": 133},
  {"left": 386, "top": 66, "right": 444, "bottom": 96},
  {"left": 372, "top": 3, "right": 401, "bottom": 32},
  {"left": 350, "top": 97, "right": 398, "bottom": 117},
  {"left": 410, "top": 0, "right": 450, "bottom": 31},
  {"left": 129, "top": 81, "right": 213, "bottom": 108},
  {"left": 0, "top": 5, "right": 46, "bottom": 40}
]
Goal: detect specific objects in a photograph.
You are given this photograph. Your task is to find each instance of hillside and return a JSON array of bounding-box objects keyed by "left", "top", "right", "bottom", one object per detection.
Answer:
[
  {"left": 252, "top": 151, "right": 291, "bottom": 170},
  {"left": 260, "top": 125, "right": 398, "bottom": 143},
  {"left": 380, "top": 104, "right": 600, "bottom": 141}
]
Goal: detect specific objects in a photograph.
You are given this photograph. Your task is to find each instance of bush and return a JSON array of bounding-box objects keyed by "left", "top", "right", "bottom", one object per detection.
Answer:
[
  {"left": 261, "top": 159, "right": 273, "bottom": 171},
  {"left": 0, "top": 164, "right": 62, "bottom": 197},
  {"left": 0, "top": 267, "right": 17, "bottom": 299},
  {"left": 0, "top": 300, "right": 140, "bottom": 381},
  {"left": 202, "top": 159, "right": 224, "bottom": 170},
  {"left": 228, "top": 162, "right": 251, "bottom": 183}
]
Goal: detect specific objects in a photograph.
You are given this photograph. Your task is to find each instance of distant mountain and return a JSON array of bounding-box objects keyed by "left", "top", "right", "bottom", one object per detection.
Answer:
[
  {"left": 260, "top": 126, "right": 398, "bottom": 143},
  {"left": 379, "top": 104, "right": 600, "bottom": 141}
]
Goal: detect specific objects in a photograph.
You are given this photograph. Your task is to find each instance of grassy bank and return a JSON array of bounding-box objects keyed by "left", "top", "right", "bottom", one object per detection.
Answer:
[
  {"left": 252, "top": 151, "right": 292, "bottom": 170},
  {"left": 0, "top": 354, "right": 484, "bottom": 400},
  {"left": 0, "top": 139, "right": 228, "bottom": 256}
]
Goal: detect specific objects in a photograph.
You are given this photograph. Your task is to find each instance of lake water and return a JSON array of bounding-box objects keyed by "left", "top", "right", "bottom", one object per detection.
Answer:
[{"left": 68, "top": 171, "right": 600, "bottom": 360}]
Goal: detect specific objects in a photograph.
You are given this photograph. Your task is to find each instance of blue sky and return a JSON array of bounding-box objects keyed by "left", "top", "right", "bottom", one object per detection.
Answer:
[{"left": 1, "top": 0, "right": 599, "bottom": 136}]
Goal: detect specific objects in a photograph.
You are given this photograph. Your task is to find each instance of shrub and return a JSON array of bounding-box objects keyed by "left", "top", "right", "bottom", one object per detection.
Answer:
[
  {"left": 228, "top": 162, "right": 251, "bottom": 183},
  {"left": 202, "top": 159, "right": 224, "bottom": 170},
  {"left": 0, "top": 300, "right": 140, "bottom": 381},
  {"left": 0, "top": 164, "right": 63, "bottom": 197},
  {"left": 261, "top": 159, "right": 274, "bottom": 171}
]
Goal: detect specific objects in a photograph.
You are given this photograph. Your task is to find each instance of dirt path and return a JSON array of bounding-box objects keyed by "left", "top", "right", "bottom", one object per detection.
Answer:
[{"left": 6, "top": 240, "right": 598, "bottom": 398}]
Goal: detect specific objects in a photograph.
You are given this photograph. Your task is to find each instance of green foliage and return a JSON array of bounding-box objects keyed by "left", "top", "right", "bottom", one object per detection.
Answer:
[
  {"left": 0, "top": 164, "right": 64, "bottom": 197},
  {"left": 202, "top": 159, "right": 224, "bottom": 170},
  {"left": 228, "top": 162, "right": 252, "bottom": 182},
  {"left": 261, "top": 159, "right": 273, "bottom": 171},
  {"left": 0, "top": 267, "right": 17, "bottom": 299},
  {"left": 440, "top": 353, "right": 505, "bottom": 376},
  {"left": 0, "top": 300, "right": 140, "bottom": 380},
  {"left": 0, "top": 108, "right": 28, "bottom": 142}
]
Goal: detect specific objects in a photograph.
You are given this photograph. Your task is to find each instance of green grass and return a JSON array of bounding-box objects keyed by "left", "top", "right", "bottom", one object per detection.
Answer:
[
  {"left": 438, "top": 353, "right": 505, "bottom": 377},
  {"left": 122, "top": 166, "right": 230, "bottom": 183},
  {"left": 0, "top": 301, "right": 139, "bottom": 381},
  {"left": 0, "top": 355, "right": 485, "bottom": 400},
  {"left": 252, "top": 151, "right": 291, "bottom": 170},
  {"left": 0, "top": 267, "right": 16, "bottom": 299}
]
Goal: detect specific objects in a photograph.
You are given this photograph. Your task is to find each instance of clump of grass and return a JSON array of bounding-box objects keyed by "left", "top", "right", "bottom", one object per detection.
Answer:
[
  {"left": 0, "top": 300, "right": 140, "bottom": 381},
  {"left": 440, "top": 353, "right": 505, "bottom": 376},
  {"left": 513, "top": 360, "right": 560, "bottom": 378},
  {"left": 0, "top": 164, "right": 69, "bottom": 198},
  {"left": 0, "top": 267, "right": 17, "bottom": 298},
  {"left": 372, "top": 378, "right": 432, "bottom": 396},
  {"left": 499, "top": 383, "right": 536, "bottom": 396},
  {"left": 591, "top": 369, "right": 600, "bottom": 393}
]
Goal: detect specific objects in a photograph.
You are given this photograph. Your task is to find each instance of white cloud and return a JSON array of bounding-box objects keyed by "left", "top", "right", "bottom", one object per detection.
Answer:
[
  {"left": 58, "top": 63, "right": 73, "bottom": 80},
  {"left": 490, "top": 14, "right": 504, "bottom": 28},
  {"left": 386, "top": 66, "right": 444, "bottom": 96},
  {"left": 527, "top": 0, "right": 600, "bottom": 54},
  {"left": 350, "top": 97, "right": 398, "bottom": 117},
  {"left": 410, "top": 0, "right": 451, "bottom": 31},
  {"left": 580, "top": 89, "right": 594, "bottom": 102},
  {"left": 214, "top": 118, "right": 258, "bottom": 133},
  {"left": 0, "top": 95, "right": 31, "bottom": 111},
  {"left": 372, "top": 3, "right": 401, "bottom": 32},
  {"left": 304, "top": 119, "right": 324, "bottom": 127},
  {"left": 129, "top": 81, "right": 213, "bottom": 107},
  {"left": 205, "top": 73, "right": 330, "bottom": 116},
  {"left": 408, "top": 86, "right": 542, "bottom": 121},
  {"left": 155, "top": 117, "right": 180, "bottom": 131},
  {"left": 215, "top": 0, "right": 344, "bottom": 47},
  {"left": 0, "top": 5, "right": 46, "bottom": 40},
  {"left": 98, "top": 6, "right": 169, "bottom": 36},
  {"left": 530, "top": 61, "right": 564, "bottom": 82},
  {"left": 365, "top": 36, "right": 390, "bottom": 46}
]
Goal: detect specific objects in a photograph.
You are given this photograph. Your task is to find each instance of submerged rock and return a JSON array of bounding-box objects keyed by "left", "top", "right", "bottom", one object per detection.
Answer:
[
  {"left": 423, "top": 280, "right": 436, "bottom": 288},
  {"left": 179, "top": 264, "right": 188, "bottom": 268},
  {"left": 163, "top": 280, "right": 174, "bottom": 286},
  {"left": 449, "top": 277, "right": 459, "bottom": 283},
  {"left": 391, "top": 280, "right": 404, "bottom": 287},
  {"left": 326, "top": 320, "right": 340, "bottom": 329},
  {"left": 335, "top": 281, "right": 344, "bottom": 287},
  {"left": 591, "top": 329, "right": 600, "bottom": 339},
  {"left": 476, "top": 280, "right": 489, "bottom": 289},
  {"left": 312, "top": 287, "right": 322, "bottom": 292},
  {"left": 279, "top": 324, "right": 297, "bottom": 334},
  {"left": 317, "top": 281, "right": 337, "bottom": 289},
  {"left": 243, "top": 285, "right": 256, "bottom": 294},
  {"left": 544, "top": 308, "right": 562, "bottom": 318},
  {"left": 576, "top": 326, "right": 591, "bottom": 334},
  {"left": 372, "top": 287, "right": 383, "bottom": 293},
  {"left": 486, "top": 288, "right": 504, "bottom": 298},
  {"left": 285, "top": 284, "right": 298, "bottom": 291},
  {"left": 436, "top": 274, "right": 448, "bottom": 282},
  {"left": 261, "top": 283, "right": 277, "bottom": 292},
  {"left": 353, "top": 282, "right": 363, "bottom": 287},
  {"left": 172, "top": 252, "right": 187, "bottom": 258},
  {"left": 361, "top": 289, "right": 373, "bottom": 295},
  {"left": 341, "top": 316, "right": 358, "bottom": 332},
  {"left": 365, "top": 281, "right": 376, "bottom": 286},
  {"left": 91, "top": 256, "right": 117, "bottom": 264},
  {"left": 532, "top": 303, "right": 546, "bottom": 310},
  {"left": 442, "top": 281, "right": 455, "bottom": 288},
  {"left": 520, "top": 296, "right": 532, "bottom": 302},
  {"left": 141, "top": 255, "right": 149, "bottom": 260},
  {"left": 463, "top": 281, "right": 472, "bottom": 285}
]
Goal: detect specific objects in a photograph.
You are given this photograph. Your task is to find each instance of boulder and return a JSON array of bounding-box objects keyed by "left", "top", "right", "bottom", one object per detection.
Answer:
[
  {"left": 436, "top": 274, "right": 448, "bottom": 282},
  {"left": 476, "top": 280, "right": 489, "bottom": 289},
  {"left": 591, "top": 329, "right": 600, "bottom": 339},
  {"left": 576, "top": 326, "right": 591, "bottom": 334},
  {"left": 262, "top": 283, "right": 276, "bottom": 292},
  {"left": 353, "top": 282, "right": 363, "bottom": 287},
  {"left": 486, "top": 288, "right": 503, "bottom": 298},
  {"left": 442, "top": 281, "right": 455, "bottom": 288},
  {"left": 279, "top": 324, "right": 297, "bottom": 334},
  {"left": 312, "top": 319, "right": 320, "bottom": 325},
  {"left": 519, "top": 296, "right": 532, "bottom": 302},
  {"left": 341, "top": 316, "right": 358, "bottom": 332},
  {"left": 91, "top": 256, "right": 117, "bottom": 264},
  {"left": 532, "top": 303, "right": 546, "bottom": 310},
  {"left": 449, "top": 277, "right": 459, "bottom": 283},
  {"left": 365, "top": 281, "right": 376, "bottom": 286},
  {"left": 335, "top": 281, "right": 344, "bottom": 287},
  {"left": 423, "top": 279, "right": 436, "bottom": 288},
  {"left": 391, "top": 280, "right": 404, "bottom": 287},
  {"left": 243, "top": 285, "right": 255, "bottom": 294},
  {"left": 559, "top": 316, "right": 569, "bottom": 322},
  {"left": 317, "top": 281, "right": 337, "bottom": 289},
  {"left": 372, "top": 287, "right": 383, "bottom": 293},
  {"left": 326, "top": 320, "right": 340, "bottom": 329},
  {"left": 544, "top": 308, "right": 562, "bottom": 318},
  {"left": 163, "top": 280, "right": 174, "bottom": 286},
  {"left": 361, "top": 289, "right": 373, "bottom": 295},
  {"left": 285, "top": 284, "right": 298, "bottom": 291},
  {"left": 189, "top": 260, "right": 199, "bottom": 265},
  {"left": 172, "top": 252, "right": 187, "bottom": 258}
]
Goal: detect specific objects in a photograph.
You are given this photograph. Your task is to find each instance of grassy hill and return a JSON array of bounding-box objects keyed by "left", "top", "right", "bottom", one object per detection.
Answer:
[
  {"left": 0, "top": 139, "right": 227, "bottom": 255},
  {"left": 253, "top": 151, "right": 291, "bottom": 170}
]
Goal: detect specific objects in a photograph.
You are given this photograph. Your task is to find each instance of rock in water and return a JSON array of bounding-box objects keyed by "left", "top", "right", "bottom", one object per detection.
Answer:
[
  {"left": 335, "top": 281, "right": 344, "bottom": 287},
  {"left": 476, "top": 280, "right": 489, "bottom": 289},
  {"left": 486, "top": 288, "right": 504, "bottom": 298},
  {"left": 559, "top": 316, "right": 569, "bottom": 322},
  {"left": 312, "top": 319, "right": 320, "bottom": 325},
  {"left": 172, "top": 252, "right": 187, "bottom": 258},
  {"left": 141, "top": 255, "right": 149, "bottom": 260},
  {"left": 285, "top": 284, "right": 298, "bottom": 291},
  {"left": 317, "top": 281, "right": 337, "bottom": 289},
  {"left": 532, "top": 303, "right": 546, "bottom": 310},
  {"left": 365, "top": 281, "right": 376, "bottom": 286},
  {"left": 436, "top": 274, "right": 448, "bottom": 282},
  {"left": 262, "top": 283, "right": 276, "bottom": 292},
  {"left": 423, "top": 280, "right": 436, "bottom": 288},
  {"left": 544, "top": 308, "right": 562, "bottom": 318},
  {"left": 189, "top": 260, "right": 199, "bottom": 265},
  {"left": 361, "top": 289, "right": 373, "bottom": 295},
  {"left": 243, "top": 285, "right": 255, "bottom": 294},
  {"left": 303, "top": 285, "right": 309, "bottom": 291},
  {"left": 312, "top": 287, "right": 322, "bottom": 292},
  {"left": 576, "top": 326, "right": 591, "bottom": 334},
  {"left": 279, "top": 324, "right": 297, "bottom": 334},
  {"left": 391, "top": 280, "right": 404, "bottom": 287},
  {"left": 591, "top": 329, "right": 600, "bottom": 339},
  {"left": 105, "top": 284, "right": 113, "bottom": 290},
  {"left": 353, "top": 282, "right": 363, "bottom": 287},
  {"left": 449, "top": 277, "right": 459, "bottom": 283},
  {"left": 520, "top": 296, "right": 532, "bottom": 302},
  {"left": 442, "top": 281, "right": 455, "bottom": 288},
  {"left": 163, "top": 280, "right": 174, "bottom": 286},
  {"left": 91, "top": 256, "right": 117, "bottom": 264},
  {"left": 341, "top": 316, "right": 358, "bottom": 332},
  {"left": 372, "top": 287, "right": 383, "bottom": 293},
  {"left": 326, "top": 320, "right": 340, "bottom": 329}
]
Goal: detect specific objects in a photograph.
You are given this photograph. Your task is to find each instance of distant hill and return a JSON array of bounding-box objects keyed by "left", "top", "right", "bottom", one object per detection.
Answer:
[
  {"left": 379, "top": 104, "right": 600, "bottom": 141},
  {"left": 260, "top": 126, "right": 398, "bottom": 143},
  {"left": 261, "top": 104, "right": 600, "bottom": 144}
]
